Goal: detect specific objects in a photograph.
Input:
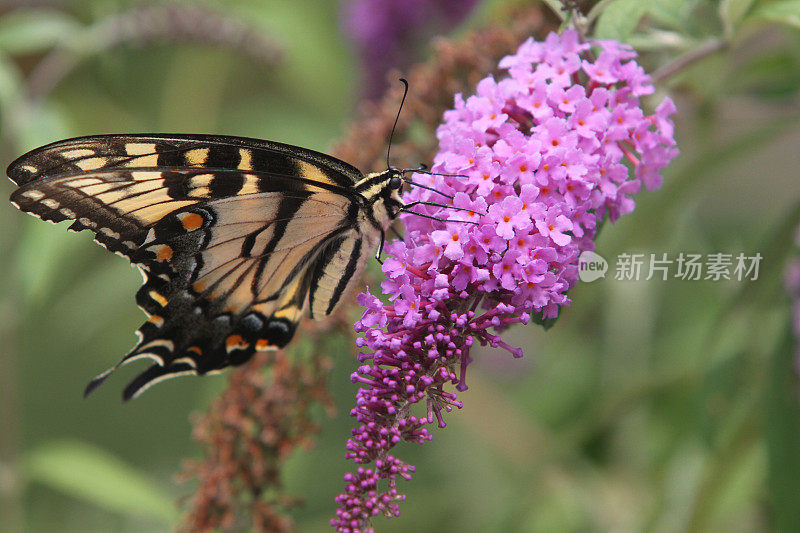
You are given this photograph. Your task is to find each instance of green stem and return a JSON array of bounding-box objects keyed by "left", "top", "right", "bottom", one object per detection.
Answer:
[
  {"left": 652, "top": 38, "right": 727, "bottom": 84},
  {"left": 685, "top": 376, "right": 762, "bottom": 531}
]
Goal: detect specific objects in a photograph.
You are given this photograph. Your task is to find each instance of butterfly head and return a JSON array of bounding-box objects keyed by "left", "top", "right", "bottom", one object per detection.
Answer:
[
  {"left": 376, "top": 166, "right": 405, "bottom": 218},
  {"left": 387, "top": 166, "right": 403, "bottom": 191}
]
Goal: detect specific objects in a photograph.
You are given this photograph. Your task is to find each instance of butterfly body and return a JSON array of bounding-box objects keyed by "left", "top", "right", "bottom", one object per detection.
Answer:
[{"left": 8, "top": 134, "right": 403, "bottom": 400}]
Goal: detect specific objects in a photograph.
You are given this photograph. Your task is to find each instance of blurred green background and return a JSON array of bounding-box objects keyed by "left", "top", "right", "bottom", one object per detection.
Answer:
[{"left": 1, "top": 1, "right": 800, "bottom": 532}]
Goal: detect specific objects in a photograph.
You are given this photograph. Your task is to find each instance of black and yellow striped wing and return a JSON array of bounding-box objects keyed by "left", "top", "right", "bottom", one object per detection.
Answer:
[{"left": 8, "top": 134, "right": 371, "bottom": 400}]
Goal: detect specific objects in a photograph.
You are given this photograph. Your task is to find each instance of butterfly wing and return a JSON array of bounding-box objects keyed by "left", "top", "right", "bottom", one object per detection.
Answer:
[
  {"left": 8, "top": 134, "right": 368, "bottom": 399},
  {"left": 8, "top": 134, "right": 362, "bottom": 254}
]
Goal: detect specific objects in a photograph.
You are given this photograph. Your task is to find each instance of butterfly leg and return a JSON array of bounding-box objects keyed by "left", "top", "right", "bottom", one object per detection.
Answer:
[
  {"left": 375, "top": 228, "right": 385, "bottom": 264},
  {"left": 400, "top": 210, "right": 479, "bottom": 225}
]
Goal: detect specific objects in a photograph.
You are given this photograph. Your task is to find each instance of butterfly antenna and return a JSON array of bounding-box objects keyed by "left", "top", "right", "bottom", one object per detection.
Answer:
[
  {"left": 386, "top": 78, "right": 409, "bottom": 168},
  {"left": 401, "top": 166, "right": 468, "bottom": 199},
  {"left": 403, "top": 164, "right": 468, "bottom": 179},
  {"left": 415, "top": 170, "right": 469, "bottom": 178}
]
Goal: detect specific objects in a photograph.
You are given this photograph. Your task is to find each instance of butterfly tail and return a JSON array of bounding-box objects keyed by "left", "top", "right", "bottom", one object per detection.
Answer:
[
  {"left": 122, "top": 363, "right": 197, "bottom": 402},
  {"left": 83, "top": 366, "right": 118, "bottom": 398},
  {"left": 82, "top": 337, "right": 176, "bottom": 398}
]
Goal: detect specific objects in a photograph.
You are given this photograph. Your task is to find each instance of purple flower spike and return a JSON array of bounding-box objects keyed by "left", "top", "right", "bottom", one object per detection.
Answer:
[{"left": 332, "top": 29, "right": 678, "bottom": 532}]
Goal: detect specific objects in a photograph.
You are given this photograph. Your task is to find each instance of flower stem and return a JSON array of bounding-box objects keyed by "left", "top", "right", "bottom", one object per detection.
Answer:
[{"left": 652, "top": 38, "right": 726, "bottom": 84}]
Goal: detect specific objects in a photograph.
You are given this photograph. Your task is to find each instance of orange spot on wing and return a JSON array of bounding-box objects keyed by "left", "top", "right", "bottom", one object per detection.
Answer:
[
  {"left": 148, "top": 291, "right": 168, "bottom": 307},
  {"left": 187, "top": 346, "right": 203, "bottom": 355},
  {"left": 156, "top": 245, "right": 173, "bottom": 261},
  {"left": 225, "top": 334, "right": 248, "bottom": 353},
  {"left": 179, "top": 212, "right": 204, "bottom": 231},
  {"left": 255, "top": 339, "right": 274, "bottom": 351},
  {"left": 147, "top": 315, "right": 164, "bottom": 327}
]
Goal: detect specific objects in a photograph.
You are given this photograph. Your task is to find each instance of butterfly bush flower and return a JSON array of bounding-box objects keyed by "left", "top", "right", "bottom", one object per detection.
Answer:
[{"left": 332, "top": 30, "right": 678, "bottom": 532}]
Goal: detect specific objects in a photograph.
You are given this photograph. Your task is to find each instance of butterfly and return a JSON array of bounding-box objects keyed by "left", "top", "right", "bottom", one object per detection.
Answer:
[
  {"left": 7, "top": 130, "right": 410, "bottom": 400},
  {"left": 7, "top": 81, "right": 473, "bottom": 400}
]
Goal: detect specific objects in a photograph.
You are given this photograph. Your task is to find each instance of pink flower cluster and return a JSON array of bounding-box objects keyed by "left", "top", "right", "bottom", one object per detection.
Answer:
[{"left": 332, "top": 30, "right": 678, "bottom": 532}]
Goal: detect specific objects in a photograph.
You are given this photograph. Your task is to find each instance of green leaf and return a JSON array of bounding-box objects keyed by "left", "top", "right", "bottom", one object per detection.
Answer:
[
  {"left": 720, "top": 0, "right": 758, "bottom": 33},
  {"left": 542, "top": 0, "right": 568, "bottom": 22},
  {"left": 734, "top": 50, "right": 800, "bottom": 99},
  {"left": 752, "top": 0, "right": 800, "bottom": 29},
  {"left": 765, "top": 324, "right": 800, "bottom": 532},
  {"left": 0, "top": 53, "right": 22, "bottom": 110},
  {"left": 645, "top": 0, "right": 690, "bottom": 30},
  {"left": 0, "top": 9, "right": 82, "bottom": 55},
  {"left": 593, "top": 0, "right": 655, "bottom": 40},
  {"left": 23, "top": 440, "right": 177, "bottom": 523}
]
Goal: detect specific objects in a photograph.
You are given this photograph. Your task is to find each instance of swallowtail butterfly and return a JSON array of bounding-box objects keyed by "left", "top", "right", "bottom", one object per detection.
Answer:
[
  {"left": 7, "top": 80, "right": 472, "bottom": 401},
  {"left": 8, "top": 132, "right": 412, "bottom": 400}
]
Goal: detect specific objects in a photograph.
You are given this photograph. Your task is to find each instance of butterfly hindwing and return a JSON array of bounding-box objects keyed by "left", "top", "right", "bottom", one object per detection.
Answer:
[
  {"left": 9, "top": 134, "right": 373, "bottom": 399},
  {"left": 308, "top": 231, "right": 369, "bottom": 319},
  {"left": 117, "top": 191, "right": 355, "bottom": 400}
]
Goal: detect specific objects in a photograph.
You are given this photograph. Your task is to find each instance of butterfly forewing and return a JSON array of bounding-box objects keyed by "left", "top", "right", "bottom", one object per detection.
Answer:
[
  {"left": 7, "top": 134, "right": 363, "bottom": 187},
  {"left": 8, "top": 135, "right": 363, "bottom": 257},
  {"left": 8, "top": 134, "right": 384, "bottom": 400}
]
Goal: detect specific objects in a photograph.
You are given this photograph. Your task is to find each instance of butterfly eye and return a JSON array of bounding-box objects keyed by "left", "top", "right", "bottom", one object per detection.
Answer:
[{"left": 389, "top": 174, "right": 403, "bottom": 190}]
